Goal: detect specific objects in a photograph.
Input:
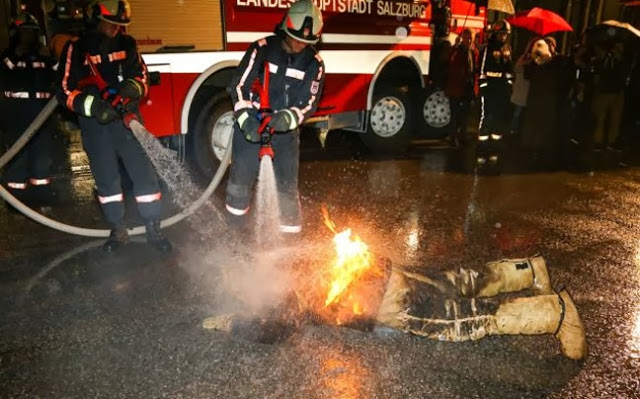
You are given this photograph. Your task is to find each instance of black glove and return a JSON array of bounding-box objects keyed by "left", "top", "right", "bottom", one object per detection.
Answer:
[
  {"left": 236, "top": 109, "right": 260, "bottom": 142},
  {"left": 91, "top": 97, "right": 120, "bottom": 124},
  {"left": 268, "top": 109, "right": 295, "bottom": 132},
  {"left": 118, "top": 79, "right": 144, "bottom": 100}
]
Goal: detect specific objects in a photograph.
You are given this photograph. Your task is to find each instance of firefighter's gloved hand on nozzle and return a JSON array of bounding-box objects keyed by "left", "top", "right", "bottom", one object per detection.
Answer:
[
  {"left": 118, "top": 78, "right": 145, "bottom": 100},
  {"left": 91, "top": 97, "right": 120, "bottom": 124},
  {"left": 236, "top": 109, "right": 261, "bottom": 142},
  {"left": 268, "top": 109, "right": 296, "bottom": 132}
]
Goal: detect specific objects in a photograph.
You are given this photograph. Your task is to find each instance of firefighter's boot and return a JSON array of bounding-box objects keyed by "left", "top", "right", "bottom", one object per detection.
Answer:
[
  {"left": 103, "top": 224, "right": 129, "bottom": 252},
  {"left": 441, "top": 256, "right": 552, "bottom": 298},
  {"left": 145, "top": 219, "right": 172, "bottom": 252}
]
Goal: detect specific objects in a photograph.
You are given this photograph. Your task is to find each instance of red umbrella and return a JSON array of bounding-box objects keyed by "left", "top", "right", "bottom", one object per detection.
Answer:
[{"left": 507, "top": 7, "right": 573, "bottom": 36}]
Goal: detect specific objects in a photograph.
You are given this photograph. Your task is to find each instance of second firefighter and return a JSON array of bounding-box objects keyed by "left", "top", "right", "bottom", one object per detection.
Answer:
[{"left": 56, "top": 0, "right": 171, "bottom": 252}]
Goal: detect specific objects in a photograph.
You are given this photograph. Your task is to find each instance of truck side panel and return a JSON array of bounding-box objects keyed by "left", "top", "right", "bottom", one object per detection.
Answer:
[{"left": 128, "top": 0, "right": 224, "bottom": 53}]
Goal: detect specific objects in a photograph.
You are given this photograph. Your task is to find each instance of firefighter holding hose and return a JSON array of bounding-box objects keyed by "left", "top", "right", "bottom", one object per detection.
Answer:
[
  {"left": 225, "top": 0, "right": 325, "bottom": 234},
  {"left": 56, "top": 0, "right": 171, "bottom": 252},
  {"left": 1, "top": 13, "right": 56, "bottom": 208}
]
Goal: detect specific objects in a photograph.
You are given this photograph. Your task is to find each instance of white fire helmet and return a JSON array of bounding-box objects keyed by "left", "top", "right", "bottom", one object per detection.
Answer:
[{"left": 280, "top": 0, "right": 323, "bottom": 44}]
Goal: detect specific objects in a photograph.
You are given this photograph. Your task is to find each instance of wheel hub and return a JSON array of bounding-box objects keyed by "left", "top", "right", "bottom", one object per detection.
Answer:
[
  {"left": 211, "top": 111, "right": 234, "bottom": 161},
  {"left": 423, "top": 90, "right": 451, "bottom": 128},
  {"left": 370, "top": 96, "right": 406, "bottom": 138}
]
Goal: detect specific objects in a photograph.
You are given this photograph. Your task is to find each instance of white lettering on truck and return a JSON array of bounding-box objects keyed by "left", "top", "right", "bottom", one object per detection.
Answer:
[{"left": 235, "top": 0, "right": 427, "bottom": 18}]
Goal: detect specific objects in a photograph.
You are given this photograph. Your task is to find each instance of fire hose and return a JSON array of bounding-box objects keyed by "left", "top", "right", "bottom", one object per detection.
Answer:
[{"left": 0, "top": 96, "right": 232, "bottom": 237}]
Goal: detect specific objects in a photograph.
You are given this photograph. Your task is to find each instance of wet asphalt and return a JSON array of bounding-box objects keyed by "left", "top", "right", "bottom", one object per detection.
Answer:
[{"left": 1, "top": 128, "right": 640, "bottom": 398}]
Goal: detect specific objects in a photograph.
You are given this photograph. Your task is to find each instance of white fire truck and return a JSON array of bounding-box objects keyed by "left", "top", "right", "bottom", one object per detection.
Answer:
[{"left": 50, "top": 0, "right": 487, "bottom": 178}]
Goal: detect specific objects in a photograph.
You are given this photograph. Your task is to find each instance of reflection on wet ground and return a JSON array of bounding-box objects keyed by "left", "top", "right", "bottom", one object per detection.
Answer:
[{"left": 1, "top": 128, "right": 640, "bottom": 397}]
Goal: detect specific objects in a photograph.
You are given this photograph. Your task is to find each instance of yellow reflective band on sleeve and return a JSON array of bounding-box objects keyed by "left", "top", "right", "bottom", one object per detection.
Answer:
[
  {"left": 128, "top": 78, "right": 144, "bottom": 97},
  {"left": 236, "top": 110, "right": 249, "bottom": 128},
  {"left": 284, "top": 109, "right": 298, "bottom": 130},
  {"left": 84, "top": 95, "right": 95, "bottom": 117}
]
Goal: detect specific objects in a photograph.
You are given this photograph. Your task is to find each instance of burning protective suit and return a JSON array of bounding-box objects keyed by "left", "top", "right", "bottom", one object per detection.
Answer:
[
  {"left": 56, "top": 0, "right": 170, "bottom": 252},
  {"left": 225, "top": 0, "right": 325, "bottom": 233},
  {"left": 477, "top": 20, "right": 514, "bottom": 153},
  {"left": 1, "top": 13, "right": 56, "bottom": 198}
]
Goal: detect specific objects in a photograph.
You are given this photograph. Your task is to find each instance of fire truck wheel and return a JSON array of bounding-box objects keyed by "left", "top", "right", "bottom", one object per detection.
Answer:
[
  {"left": 416, "top": 86, "right": 451, "bottom": 133},
  {"left": 191, "top": 93, "right": 233, "bottom": 181},
  {"left": 362, "top": 87, "right": 412, "bottom": 153}
]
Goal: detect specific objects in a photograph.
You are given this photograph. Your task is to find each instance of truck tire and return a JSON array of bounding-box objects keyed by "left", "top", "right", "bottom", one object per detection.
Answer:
[
  {"left": 361, "top": 87, "right": 413, "bottom": 154},
  {"left": 190, "top": 92, "right": 233, "bottom": 181},
  {"left": 415, "top": 86, "right": 451, "bottom": 137}
]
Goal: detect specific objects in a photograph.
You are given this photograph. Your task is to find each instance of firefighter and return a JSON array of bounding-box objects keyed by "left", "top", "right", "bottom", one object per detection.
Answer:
[
  {"left": 1, "top": 13, "right": 56, "bottom": 205},
  {"left": 225, "top": 0, "right": 325, "bottom": 234},
  {"left": 477, "top": 20, "right": 514, "bottom": 165},
  {"left": 56, "top": 0, "right": 171, "bottom": 252}
]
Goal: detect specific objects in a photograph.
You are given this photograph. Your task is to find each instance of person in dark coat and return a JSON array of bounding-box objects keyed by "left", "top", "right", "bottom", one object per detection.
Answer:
[
  {"left": 520, "top": 37, "right": 574, "bottom": 168},
  {"left": 445, "top": 28, "right": 477, "bottom": 146},
  {"left": 1, "top": 13, "right": 56, "bottom": 204}
]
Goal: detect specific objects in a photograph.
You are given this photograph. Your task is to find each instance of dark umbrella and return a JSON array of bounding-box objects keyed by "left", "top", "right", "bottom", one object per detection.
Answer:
[
  {"left": 589, "top": 20, "right": 640, "bottom": 45},
  {"left": 507, "top": 7, "right": 573, "bottom": 37}
]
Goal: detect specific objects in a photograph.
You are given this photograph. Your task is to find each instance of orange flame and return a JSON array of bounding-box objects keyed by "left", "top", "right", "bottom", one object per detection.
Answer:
[{"left": 322, "top": 205, "right": 373, "bottom": 310}]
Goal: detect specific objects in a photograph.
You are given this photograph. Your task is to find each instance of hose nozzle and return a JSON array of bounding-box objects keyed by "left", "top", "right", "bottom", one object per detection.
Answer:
[{"left": 259, "top": 130, "right": 274, "bottom": 159}]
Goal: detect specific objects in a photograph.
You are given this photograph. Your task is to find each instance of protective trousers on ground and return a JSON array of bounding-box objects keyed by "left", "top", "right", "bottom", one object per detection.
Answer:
[
  {"left": 376, "top": 257, "right": 587, "bottom": 360},
  {"left": 225, "top": 125, "right": 301, "bottom": 228},
  {"left": 79, "top": 116, "right": 161, "bottom": 226}
]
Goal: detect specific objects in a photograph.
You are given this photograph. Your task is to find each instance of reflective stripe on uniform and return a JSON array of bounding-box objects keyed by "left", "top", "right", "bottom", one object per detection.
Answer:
[
  {"left": 282, "top": 109, "right": 298, "bottom": 130},
  {"left": 236, "top": 110, "right": 249, "bottom": 128},
  {"left": 83, "top": 95, "right": 95, "bottom": 117},
  {"left": 4, "top": 91, "right": 29, "bottom": 98},
  {"left": 4, "top": 57, "right": 16, "bottom": 70},
  {"left": 84, "top": 54, "right": 102, "bottom": 65},
  {"left": 108, "top": 51, "right": 127, "bottom": 62},
  {"left": 7, "top": 182, "right": 27, "bottom": 189},
  {"left": 126, "top": 78, "right": 144, "bottom": 97},
  {"left": 280, "top": 224, "right": 302, "bottom": 234},
  {"left": 290, "top": 107, "right": 304, "bottom": 126},
  {"left": 491, "top": 134, "right": 502, "bottom": 140},
  {"left": 285, "top": 67, "right": 305, "bottom": 80},
  {"left": 98, "top": 193, "right": 124, "bottom": 204},
  {"left": 61, "top": 43, "right": 75, "bottom": 109},
  {"left": 4, "top": 91, "right": 52, "bottom": 99},
  {"left": 29, "top": 178, "right": 51, "bottom": 185},
  {"left": 136, "top": 192, "right": 162, "bottom": 203},
  {"left": 226, "top": 203, "right": 249, "bottom": 216},
  {"left": 478, "top": 96, "right": 486, "bottom": 131},
  {"left": 235, "top": 47, "right": 257, "bottom": 110}
]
